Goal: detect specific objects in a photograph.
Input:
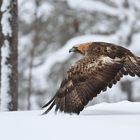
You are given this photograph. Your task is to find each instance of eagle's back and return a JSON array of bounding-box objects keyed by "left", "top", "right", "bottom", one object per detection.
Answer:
[{"left": 87, "top": 42, "right": 133, "bottom": 58}]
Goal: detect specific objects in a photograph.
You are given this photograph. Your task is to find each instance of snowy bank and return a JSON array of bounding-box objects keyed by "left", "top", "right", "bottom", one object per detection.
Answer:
[{"left": 0, "top": 101, "right": 140, "bottom": 140}]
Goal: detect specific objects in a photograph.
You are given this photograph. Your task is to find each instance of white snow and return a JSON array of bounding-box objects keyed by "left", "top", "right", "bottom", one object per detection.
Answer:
[
  {"left": 1, "top": 0, "right": 11, "bottom": 11},
  {"left": 0, "top": 101, "right": 140, "bottom": 140},
  {"left": 18, "top": 0, "right": 36, "bottom": 24},
  {"left": 130, "top": 33, "right": 140, "bottom": 54},
  {"left": 0, "top": 40, "right": 11, "bottom": 111},
  {"left": 18, "top": 0, "right": 54, "bottom": 24},
  {"left": 67, "top": 0, "right": 119, "bottom": 16},
  {"left": 0, "top": 0, "right": 13, "bottom": 111},
  {"left": 1, "top": 0, "right": 12, "bottom": 36},
  {"left": 37, "top": 2, "right": 54, "bottom": 21}
]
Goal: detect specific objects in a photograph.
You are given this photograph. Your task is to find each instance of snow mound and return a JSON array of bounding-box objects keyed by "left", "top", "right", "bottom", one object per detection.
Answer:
[{"left": 0, "top": 101, "right": 140, "bottom": 140}]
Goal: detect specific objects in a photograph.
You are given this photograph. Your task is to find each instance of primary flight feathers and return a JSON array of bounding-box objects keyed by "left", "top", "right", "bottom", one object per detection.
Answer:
[{"left": 42, "top": 42, "right": 140, "bottom": 114}]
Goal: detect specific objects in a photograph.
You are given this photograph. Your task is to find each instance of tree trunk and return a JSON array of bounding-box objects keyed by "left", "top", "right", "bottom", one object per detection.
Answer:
[
  {"left": 121, "top": 80, "right": 133, "bottom": 101},
  {"left": 0, "top": 0, "right": 18, "bottom": 111},
  {"left": 0, "top": 0, "right": 3, "bottom": 92},
  {"left": 27, "top": 0, "right": 40, "bottom": 110}
]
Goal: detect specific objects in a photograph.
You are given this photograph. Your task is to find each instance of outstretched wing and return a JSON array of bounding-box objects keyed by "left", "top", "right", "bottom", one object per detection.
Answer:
[
  {"left": 42, "top": 53, "right": 140, "bottom": 115},
  {"left": 42, "top": 55, "right": 123, "bottom": 114},
  {"left": 104, "top": 55, "right": 140, "bottom": 90},
  {"left": 42, "top": 42, "right": 140, "bottom": 115}
]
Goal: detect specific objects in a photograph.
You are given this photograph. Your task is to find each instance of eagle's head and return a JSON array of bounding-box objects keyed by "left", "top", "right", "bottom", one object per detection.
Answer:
[{"left": 69, "top": 42, "right": 93, "bottom": 55}]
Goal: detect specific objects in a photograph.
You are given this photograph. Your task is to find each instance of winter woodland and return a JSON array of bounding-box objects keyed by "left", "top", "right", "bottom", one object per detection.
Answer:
[
  {"left": 19, "top": 0, "right": 140, "bottom": 110},
  {"left": 1, "top": 1, "right": 140, "bottom": 140},
  {"left": 0, "top": 0, "right": 140, "bottom": 110}
]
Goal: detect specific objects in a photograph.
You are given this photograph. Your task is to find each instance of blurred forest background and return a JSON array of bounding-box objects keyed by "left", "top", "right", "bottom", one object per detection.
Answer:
[{"left": 18, "top": 0, "right": 140, "bottom": 110}]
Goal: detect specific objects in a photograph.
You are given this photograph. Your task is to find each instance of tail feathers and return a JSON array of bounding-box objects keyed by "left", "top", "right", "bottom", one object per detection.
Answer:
[{"left": 42, "top": 96, "right": 55, "bottom": 115}]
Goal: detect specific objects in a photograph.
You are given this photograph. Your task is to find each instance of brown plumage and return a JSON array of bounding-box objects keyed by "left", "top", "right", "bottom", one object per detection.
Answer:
[{"left": 42, "top": 42, "right": 140, "bottom": 115}]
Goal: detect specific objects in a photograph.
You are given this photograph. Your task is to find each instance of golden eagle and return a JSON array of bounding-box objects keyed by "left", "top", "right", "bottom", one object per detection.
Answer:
[{"left": 42, "top": 42, "right": 140, "bottom": 114}]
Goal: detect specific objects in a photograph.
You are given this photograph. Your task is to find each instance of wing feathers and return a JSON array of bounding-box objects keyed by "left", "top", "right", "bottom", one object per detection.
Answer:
[
  {"left": 42, "top": 100, "right": 55, "bottom": 115},
  {"left": 42, "top": 46, "right": 140, "bottom": 115},
  {"left": 42, "top": 96, "right": 55, "bottom": 108},
  {"left": 106, "top": 55, "right": 140, "bottom": 91},
  {"left": 43, "top": 56, "right": 124, "bottom": 114},
  {"left": 124, "top": 56, "right": 140, "bottom": 77},
  {"left": 121, "top": 68, "right": 128, "bottom": 75}
]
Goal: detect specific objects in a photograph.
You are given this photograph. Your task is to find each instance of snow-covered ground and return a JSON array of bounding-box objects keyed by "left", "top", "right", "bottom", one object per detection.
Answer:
[{"left": 0, "top": 101, "right": 140, "bottom": 140}]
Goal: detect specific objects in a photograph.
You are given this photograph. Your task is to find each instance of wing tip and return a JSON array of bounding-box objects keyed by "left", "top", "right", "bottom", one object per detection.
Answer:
[
  {"left": 42, "top": 96, "right": 56, "bottom": 115},
  {"left": 42, "top": 101, "right": 55, "bottom": 115},
  {"left": 42, "top": 96, "right": 55, "bottom": 108}
]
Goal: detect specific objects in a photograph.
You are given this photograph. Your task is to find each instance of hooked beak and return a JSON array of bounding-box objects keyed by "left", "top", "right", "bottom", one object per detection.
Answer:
[{"left": 69, "top": 47, "right": 78, "bottom": 53}]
